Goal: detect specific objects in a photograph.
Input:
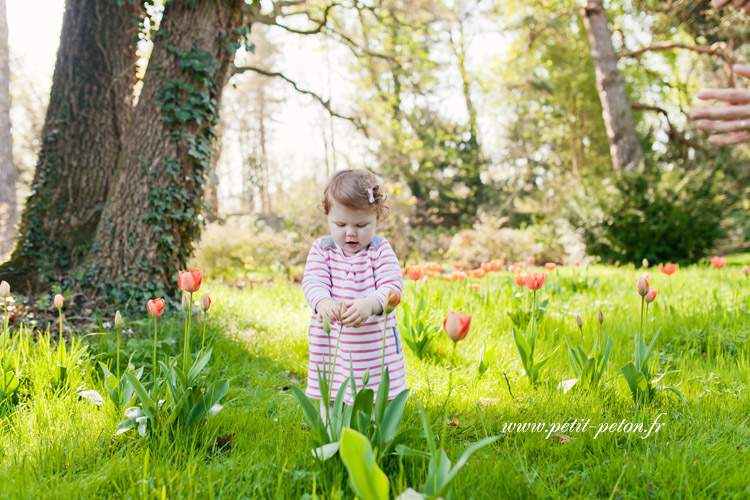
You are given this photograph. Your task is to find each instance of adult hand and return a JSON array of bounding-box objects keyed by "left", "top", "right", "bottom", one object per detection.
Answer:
[
  {"left": 316, "top": 298, "right": 340, "bottom": 324},
  {"left": 341, "top": 297, "right": 379, "bottom": 328},
  {"left": 690, "top": 64, "right": 750, "bottom": 145},
  {"left": 713, "top": 0, "right": 750, "bottom": 13}
]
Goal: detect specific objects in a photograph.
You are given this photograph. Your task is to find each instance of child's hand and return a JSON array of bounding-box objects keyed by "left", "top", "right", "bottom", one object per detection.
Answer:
[
  {"left": 341, "top": 297, "right": 379, "bottom": 328},
  {"left": 316, "top": 298, "right": 340, "bottom": 324}
]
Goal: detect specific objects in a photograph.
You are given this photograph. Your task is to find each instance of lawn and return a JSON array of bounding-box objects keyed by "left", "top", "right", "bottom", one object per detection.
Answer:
[{"left": 0, "top": 262, "right": 749, "bottom": 499}]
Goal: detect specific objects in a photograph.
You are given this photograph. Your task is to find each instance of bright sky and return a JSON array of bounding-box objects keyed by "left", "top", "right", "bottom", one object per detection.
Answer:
[{"left": 6, "top": 1, "right": 509, "bottom": 214}]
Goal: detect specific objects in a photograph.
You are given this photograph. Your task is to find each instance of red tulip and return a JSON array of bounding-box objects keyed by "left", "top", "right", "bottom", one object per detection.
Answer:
[
  {"left": 384, "top": 290, "right": 401, "bottom": 314},
  {"left": 515, "top": 274, "right": 527, "bottom": 287},
  {"left": 178, "top": 269, "right": 203, "bottom": 293},
  {"left": 147, "top": 298, "right": 165, "bottom": 317},
  {"left": 490, "top": 259, "right": 504, "bottom": 271},
  {"left": 525, "top": 273, "right": 547, "bottom": 291},
  {"left": 644, "top": 288, "right": 658, "bottom": 304},
  {"left": 406, "top": 266, "right": 423, "bottom": 281},
  {"left": 545, "top": 262, "right": 557, "bottom": 271},
  {"left": 453, "top": 261, "right": 463, "bottom": 270},
  {"left": 660, "top": 263, "right": 677, "bottom": 275},
  {"left": 200, "top": 295, "right": 212, "bottom": 312},
  {"left": 443, "top": 312, "right": 471, "bottom": 342},
  {"left": 54, "top": 294, "right": 65, "bottom": 308},
  {"left": 527, "top": 256, "right": 536, "bottom": 265},
  {"left": 711, "top": 256, "right": 726, "bottom": 269},
  {"left": 636, "top": 276, "right": 650, "bottom": 297}
]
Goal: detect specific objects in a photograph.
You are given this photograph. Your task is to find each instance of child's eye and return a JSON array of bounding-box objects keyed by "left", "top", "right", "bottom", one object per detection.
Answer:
[
  {"left": 357, "top": 224, "right": 368, "bottom": 228},
  {"left": 336, "top": 223, "right": 345, "bottom": 227}
]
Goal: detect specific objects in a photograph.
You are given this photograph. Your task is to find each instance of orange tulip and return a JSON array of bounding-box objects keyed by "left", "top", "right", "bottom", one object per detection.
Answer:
[
  {"left": 454, "top": 271, "right": 466, "bottom": 281},
  {"left": 147, "top": 298, "right": 165, "bottom": 317},
  {"left": 453, "top": 261, "right": 463, "bottom": 270},
  {"left": 178, "top": 269, "right": 203, "bottom": 293},
  {"left": 660, "top": 263, "right": 677, "bottom": 275},
  {"left": 443, "top": 275, "right": 454, "bottom": 282},
  {"left": 475, "top": 269, "right": 487, "bottom": 279},
  {"left": 525, "top": 273, "right": 547, "bottom": 291},
  {"left": 574, "top": 260, "right": 580, "bottom": 267},
  {"left": 636, "top": 276, "right": 650, "bottom": 297},
  {"left": 481, "top": 262, "right": 492, "bottom": 272},
  {"left": 406, "top": 266, "right": 423, "bottom": 281},
  {"left": 471, "top": 283, "right": 480, "bottom": 291},
  {"left": 490, "top": 259, "right": 504, "bottom": 271},
  {"left": 384, "top": 290, "right": 401, "bottom": 314},
  {"left": 400, "top": 267, "right": 406, "bottom": 277},
  {"left": 545, "top": 262, "right": 557, "bottom": 271},
  {"left": 644, "top": 288, "right": 658, "bottom": 304},
  {"left": 711, "top": 256, "right": 727, "bottom": 269},
  {"left": 443, "top": 312, "right": 471, "bottom": 342},
  {"left": 527, "top": 256, "right": 536, "bottom": 265},
  {"left": 515, "top": 274, "right": 527, "bottom": 287}
]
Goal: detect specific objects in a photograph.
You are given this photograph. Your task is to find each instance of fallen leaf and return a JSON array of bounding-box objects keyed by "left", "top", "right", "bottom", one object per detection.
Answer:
[
  {"left": 553, "top": 433, "right": 572, "bottom": 444},
  {"left": 447, "top": 418, "right": 460, "bottom": 427}
]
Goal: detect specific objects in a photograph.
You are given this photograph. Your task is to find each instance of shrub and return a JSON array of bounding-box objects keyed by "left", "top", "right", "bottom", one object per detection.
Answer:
[{"left": 566, "top": 169, "right": 728, "bottom": 266}]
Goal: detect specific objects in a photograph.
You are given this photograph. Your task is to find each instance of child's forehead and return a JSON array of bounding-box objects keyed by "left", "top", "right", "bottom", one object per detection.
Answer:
[{"left": 328, "top": 200, "right": 377, "bottom": 220}]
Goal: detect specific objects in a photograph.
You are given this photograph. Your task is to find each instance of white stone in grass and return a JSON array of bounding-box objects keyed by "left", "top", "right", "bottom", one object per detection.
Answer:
[{"left": 78, "top": 389, "right": 105, "bottom": 406}]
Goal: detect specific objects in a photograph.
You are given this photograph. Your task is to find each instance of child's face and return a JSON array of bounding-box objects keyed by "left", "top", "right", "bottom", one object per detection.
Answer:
[{"left": 327, "top": 199, "right": 378, "bottom": 256}]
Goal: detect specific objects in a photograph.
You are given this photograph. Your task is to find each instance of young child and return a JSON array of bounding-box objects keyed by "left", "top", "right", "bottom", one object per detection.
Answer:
[{"left": 302, "top": 169, "right": 405, "bottom": 410}]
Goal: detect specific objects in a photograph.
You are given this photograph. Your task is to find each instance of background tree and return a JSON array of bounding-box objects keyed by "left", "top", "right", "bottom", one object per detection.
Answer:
[{"left": 0, "top": 0, "right": 15, "bottom": 258}]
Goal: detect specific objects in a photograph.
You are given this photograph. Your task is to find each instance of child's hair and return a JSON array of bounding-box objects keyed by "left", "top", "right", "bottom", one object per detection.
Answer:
[{"left": 321, "top": 169, "right": 391, "bottom": 221}]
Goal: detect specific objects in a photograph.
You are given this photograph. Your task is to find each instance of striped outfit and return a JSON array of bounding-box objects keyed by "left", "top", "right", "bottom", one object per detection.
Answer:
[{"left": 302, "top": 235, "right": 406, "bottom": 404}]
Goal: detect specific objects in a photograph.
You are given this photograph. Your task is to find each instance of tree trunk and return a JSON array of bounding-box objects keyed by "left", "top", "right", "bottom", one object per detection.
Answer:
[
  {"left": 204, "top": 121, "right": 222, "bottom": 223},
  {"left": 0, "top": 0, "right": 16, "bottom": 258},
  {"left": 583, "top": 0, "right": 643, "bottom": 174},
  {"left": 80, "top": 0, "right": 244, "bottom": 304},
  {"left": 0, "top": 0, "right": 142, "bottom": 288}
]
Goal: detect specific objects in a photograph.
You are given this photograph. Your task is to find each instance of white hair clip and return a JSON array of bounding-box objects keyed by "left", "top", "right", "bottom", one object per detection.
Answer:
[{"left": 367, "top": 187, "right": 375, "bottom": 203}]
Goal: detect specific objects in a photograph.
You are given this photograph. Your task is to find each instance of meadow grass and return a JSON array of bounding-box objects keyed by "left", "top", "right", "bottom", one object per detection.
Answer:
[{"left": 0, "top": 262, "right": 748, "bottom": 498}]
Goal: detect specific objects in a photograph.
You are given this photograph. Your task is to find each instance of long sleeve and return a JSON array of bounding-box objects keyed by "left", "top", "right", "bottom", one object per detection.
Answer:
[
  {"left": 302, "top": 240, "right": 332, "bottom": 312},
  {"left": 370, "top": 239, "right": 403, "bottom": 308}
]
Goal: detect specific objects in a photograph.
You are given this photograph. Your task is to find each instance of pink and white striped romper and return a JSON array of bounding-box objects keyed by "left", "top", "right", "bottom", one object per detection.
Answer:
[{"left": 302, "top": 235, "right": 406, "bottom": 404}]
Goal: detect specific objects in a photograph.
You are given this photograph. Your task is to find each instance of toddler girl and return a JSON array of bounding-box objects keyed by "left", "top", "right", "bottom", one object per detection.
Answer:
[{"left": 302, "top": 169, "right": 405, "bottom": 409}]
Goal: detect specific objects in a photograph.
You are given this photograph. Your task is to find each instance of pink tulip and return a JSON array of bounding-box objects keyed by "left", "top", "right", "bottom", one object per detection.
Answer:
[
  {"left": 636, "top": 276, "right": 650, "bottom": 297},
  {"left": 54, "top": 294, "right": 65, "bottom": 309},
  {"left": 147, "top": 298, "right": 165, "bottom": 317},
  {"left": 178, "top": 269, "right": 203, "bottom": 293},
  {"left": 644, "top": 288, "right": 658, "bottom": 304},
  {"left": 525, "top": 273, "right": 548, "bottom": 291},
  {"left": 515, "top": 274, "right": 527, "bottom": 287},
  {"left": 711, "top": 256, "right": 727, "bottom": 269},
  {"left": 471, "top": 283, "right": 480, "bottom": 291},
  {"left": 443, "top": 312, "right": 471, "bottom": 342},
  {"left": 200, "top": 295, "right": 212, "bottom": 312}
]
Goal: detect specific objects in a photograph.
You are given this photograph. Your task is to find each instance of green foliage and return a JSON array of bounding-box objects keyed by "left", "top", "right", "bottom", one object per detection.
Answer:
[
  {"left": 620, "top": 327, "right": 686, "bottom": 405},
  {"left": 560, "top": 320, "right": 612, "bottom": 392},
  {"left": 398, "top": 295, "right": 442, "bottom": 359},
  {"left": 512, "top": 293, "right": 557, "bottom": 386},
  {"left": 338, "top": 428, "right": 390, "bottom": 500},
  {"left": 567, "top": 170, "right": 728, "bottom": 265}
]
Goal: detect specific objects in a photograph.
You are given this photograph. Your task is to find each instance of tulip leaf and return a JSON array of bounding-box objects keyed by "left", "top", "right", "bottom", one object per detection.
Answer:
[{"left": 339, "top": 428, "right": 390, "bottom": 500}]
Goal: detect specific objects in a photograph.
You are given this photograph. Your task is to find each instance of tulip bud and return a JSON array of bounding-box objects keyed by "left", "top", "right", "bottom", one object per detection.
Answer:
[
  {"left": 384, "top": 290, "right": 401, "bottom": 315},
  {"left": 636, "top": 276, "right": 649, "bottom": 297},
  {"left": 200, "top": 294, "right": 212, "bottom": 312},
  {"left": 182, "top": 292, "right": 191, "bottom": 311},
  {"left": 147, "top": 298, "right": 166, "bottom": 318},
  {"left": 644, "top": 288, "right": 658, "bottom": 304},
  {"left": 54, "top": 294, "right": 65, "bottom": 309},
  {"left": 443, "top": 312, "right": 472, "bottom": 342},
  {"left": 598, "top": 310, "right": 604, "bottom": 324},
  {"left": 322, "top": 314, "right": 331, "bottom": 334},
  {"left": 114, "top": 311, "right": 123, "bottom": 327},
  {"left": 576, "top": 315, "right": 582, "bottom": 329},
  {"left": 0, "top": 280, "right": 9, "bottom": 298},
  {"left": 340, "top": 302, "right": 347, "bottom": 318}
]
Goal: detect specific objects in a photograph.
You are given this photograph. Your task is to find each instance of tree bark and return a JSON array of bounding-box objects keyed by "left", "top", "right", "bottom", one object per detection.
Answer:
[
  {"left": 0, "top": 0, "right": 16, "bottom": 258},
  {"left": 80, "top": 0, "right": 244, "bottom": 304},
  {"left": 0, "top": 0, "right": 142, "bottom": 288},
  {"left": 583, "top": 0, "right": 643, "bottom": 174}
]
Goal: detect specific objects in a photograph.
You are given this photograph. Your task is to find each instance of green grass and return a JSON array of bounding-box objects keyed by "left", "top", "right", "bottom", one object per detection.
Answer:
[{"left": 0, "top": 263, "right": 749, "bottom": 498}]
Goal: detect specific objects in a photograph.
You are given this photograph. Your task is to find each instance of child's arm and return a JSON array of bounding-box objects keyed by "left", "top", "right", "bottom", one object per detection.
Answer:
[{"left": 302, "top": 240, "right": 335, "bottom": 320}]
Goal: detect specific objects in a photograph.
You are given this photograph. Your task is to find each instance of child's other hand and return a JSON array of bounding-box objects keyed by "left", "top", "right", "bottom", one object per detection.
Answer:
[
  {"left": 316, "top": 298, "right": 340, "bottom": 324},
  {"left": 341, "top": 297, "right": 377, "bottom": 328}
]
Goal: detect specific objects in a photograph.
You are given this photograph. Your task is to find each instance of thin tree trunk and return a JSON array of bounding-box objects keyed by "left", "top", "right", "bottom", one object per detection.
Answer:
[
  {"left": 204, "top": 121, "right": 222, "bottom": 222},
  {"left": 583, "top": 0, "right": 643, "bottom": 174},
  {"left": 81, "top": 0, "right": 244, "bottom": 305},
  {"left": 0, "top": 0, "right": 141, "bottom": 288},
  {"left": 0, "top": 0, "right": 16, "bottom": 258}
]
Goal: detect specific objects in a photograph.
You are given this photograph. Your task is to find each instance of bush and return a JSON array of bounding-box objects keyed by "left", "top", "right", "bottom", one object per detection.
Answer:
[{"left": 566, "top": 169, "right": 728, "bottom": 266}]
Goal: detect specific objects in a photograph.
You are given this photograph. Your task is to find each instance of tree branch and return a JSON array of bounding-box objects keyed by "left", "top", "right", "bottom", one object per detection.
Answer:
[
  {"left": 630, "top": 102, "right": 708, "bottom": 155},
  {"left": 232, "top": 65, "right": 366, "bottom": 133},
  {"left": 246, "top": 1, "right": 339, "bottom": 35}
]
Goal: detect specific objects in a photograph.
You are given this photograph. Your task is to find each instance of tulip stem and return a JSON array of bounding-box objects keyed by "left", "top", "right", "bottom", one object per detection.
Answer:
[
  {"left": 152, "top": 316, "right": 158, "bottom": 399},
  {"left": 183, "top": 292, "right": 193, "bottom": 375},
  {"left": 329, "top": 322, "right": 343, "bottom": 402},
  {"left": 380, "top": 312, "right": 388, "bottom": 379},
  {"left": 201, "top": 312, "right": 207, "bottom": 352},
  {"left": 116, "top": 323, "right": 121, "bottom": 381}
]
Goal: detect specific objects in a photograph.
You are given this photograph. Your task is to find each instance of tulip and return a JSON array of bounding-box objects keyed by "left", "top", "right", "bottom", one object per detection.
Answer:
[
  {"left": 574, "top": 260, "right": 581, "bottom": 267},
  {"left": 443, "top": 275, "right": 453, "bottom": 282},
  {"left": 453, "top": 261, "right": 463, "bottom": 270},
  {"left": 200, "top": 295, "right": 212, "bottom": 312},
  {"left": 147, "top": 298, "right": 165, "bottom": 317},
  {"left": 490, "top": 259, "right": 504, "bottom": 271},
  {"left": 54, "top": 294, "right": 65, "bottom": 309},
  {"left": 406, "top": 266, "right": 422, "bottom": 281},
  {"left": 471, "top": 283, "right": 480, "bottom": 291},
  {"left": 659, "top": 263, "right": 677, "bottom": 275},
  {"left": 475, "top": 269, "right": 487, "bottom": 279},
  {"left": 576, "top": 315, "right": 583, "bottom": 329},
  {"left": 527, "top": 256, "right": 536, "bottom": 265},
  {"left": 711, "top": 256, "right": 726, "bottom": 269},
  {"left": 114, "top": 311, "right": 123, "bottom": 327},
  {"left": 443, "top": 312, "right": 471, "bottom": 342},
  {"left": 525, "top": 273, "right": 547, "bottom": 291},
  {"left": 644, "top": 288, "right": 658, "bottom": 304},
  {"left": 481, "top": 262, "right": 492, "bottom": 272},
  {"left": 636, "top": 276, "right": 650, "bottom": 297},
  {"left": 181, "top": 292, "right": 191, "bottom": 311},
  {"left": 454, "top": 271, "right": 466, "bottom": 281},
  {"left": 598, "top": 310, "right": 604, "bottom": 324},
  {"left": 742, "top": 265, "right": 750, "bottom": 277},
  {"left": 545, "top": 262, "right": 557, "bottom": 271},
  {"left": 384, "top": 290, "right": 401, "bottom": 314},
  {"left": 0, "top": 280, "right": 9, "bottom": 298},
  {"left": 178, "top": 269, "right": 203, "bottom": 293},
  {"left": 515, "top": 274, "right": 527, "bottom": 287}
]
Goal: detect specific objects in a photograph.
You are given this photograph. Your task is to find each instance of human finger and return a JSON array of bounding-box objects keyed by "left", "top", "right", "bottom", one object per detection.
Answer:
[
  {"left": 708, "top": 130, "right": 750, "bottom": 145},
  {"left": 734, "top": 63, "right": 750, "bottom": 79},
  {"left": 695, "top": 118, "right": 750, "bottom": 132},
  {"left": 713, "top": 0, "right": 731, "bottom": 7},
  {"left": 695, "top": 88, "right": 750, "bottom": 104},
  {"left": 690, "top": 103, "right": 750, "bottom": 120}
]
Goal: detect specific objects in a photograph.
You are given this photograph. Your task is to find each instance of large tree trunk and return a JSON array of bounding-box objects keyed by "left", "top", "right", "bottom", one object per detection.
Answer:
[
  {"left": 80, "top": 0, "right": 244, "bottom": 304},
  {"left": 0, "top": 0, "right": 15, "bottom": 258},
  {"left": 583, "top": 0, "right": 643, "bottom": 174},
  {"left": 0, "top": 0, "right": 142, "bottom": 288}
]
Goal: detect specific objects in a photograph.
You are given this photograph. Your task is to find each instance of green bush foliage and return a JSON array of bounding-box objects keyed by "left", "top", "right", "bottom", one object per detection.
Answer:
[{"left": 566, "top": 170, "right": 728, "bottom": 266}]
